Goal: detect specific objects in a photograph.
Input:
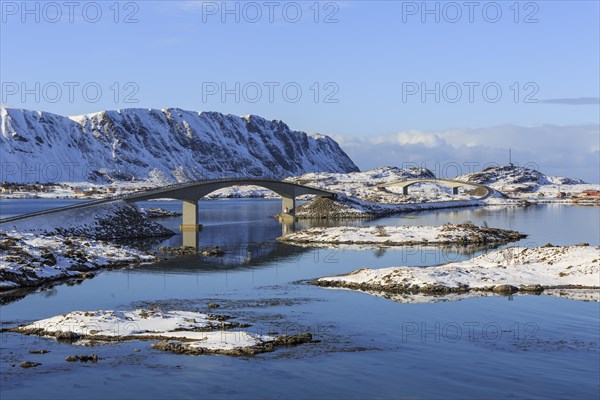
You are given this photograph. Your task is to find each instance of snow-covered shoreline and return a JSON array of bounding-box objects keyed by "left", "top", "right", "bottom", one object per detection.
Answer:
[
  {"left": 0, "top": 231, "right": 156, "bottom": 290},
  {"left": 278, "top": 223, "right": 526, "bottom": 247},
  {"left": 315, "top": 245, "right": 600, "bottom": 301},
  {"left": 8, "top": 308, "right": 313, "bottom": 356}
]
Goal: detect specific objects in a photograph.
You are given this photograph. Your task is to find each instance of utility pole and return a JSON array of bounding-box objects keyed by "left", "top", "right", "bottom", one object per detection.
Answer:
[{"left": 509, "top": 148, "right": 512, "bottom": 166}]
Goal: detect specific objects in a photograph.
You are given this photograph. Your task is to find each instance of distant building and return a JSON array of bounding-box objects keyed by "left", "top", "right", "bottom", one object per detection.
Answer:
[
  {"left": 581, "top": 190, "right": 600, "bottom": 197},
  {"left": 556, "top": 192, "right": 567, "bottom": 198}
]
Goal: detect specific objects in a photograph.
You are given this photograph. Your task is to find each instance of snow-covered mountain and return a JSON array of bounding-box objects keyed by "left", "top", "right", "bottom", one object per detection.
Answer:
[
  {"left": 457, "top": 165, "right": 586, "bottom": 192},
  {"left": 0, "top": 107, "right": 359, "bottom": 183}
]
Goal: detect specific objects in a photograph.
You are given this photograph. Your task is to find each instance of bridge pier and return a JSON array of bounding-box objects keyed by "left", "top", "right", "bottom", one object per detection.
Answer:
[
  {"left": 180, "top": 200, "right": 201, "bottom": 231},
  {"left": 281, "top": 219, "right": 296, "bottom": 236},
  {"left": 180, "top": 199, "right": 201, "bottom": 248},
  {"left": 280, "top": 196, "right": 296, "bottom": 222},
  {"left": 182, "top": 230, "right": 197, "bottom": 248}
]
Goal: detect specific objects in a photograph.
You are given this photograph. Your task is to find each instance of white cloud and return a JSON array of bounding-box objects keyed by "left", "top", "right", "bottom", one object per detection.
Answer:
[{"left": 333, "top": 124, "right": 600, "bottom": 183}]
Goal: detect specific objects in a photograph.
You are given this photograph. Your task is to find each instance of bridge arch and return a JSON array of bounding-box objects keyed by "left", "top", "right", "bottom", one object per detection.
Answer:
[
  {"left": 124, "top": 178, "right": 334, "bottom": 203},
  {"left": 0, "top": 178, "right": 336, "bottom": 248},
  {"left": 378, "top": 178, "right": 493, "bottom": 198}
]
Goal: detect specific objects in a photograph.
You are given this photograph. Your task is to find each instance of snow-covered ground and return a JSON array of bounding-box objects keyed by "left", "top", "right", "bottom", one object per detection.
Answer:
[
  {"left": 315, "top": 245, "right": 600, "bottom": 302},
  {"left": 0, "top": 231, "right": 155, "bottom": 290},
  {"left": 10, "top": 308, "right": 313, "bottom": 356},
  {"left": 457, "top": 165, "right": 599, "bottom": 198},
  {"left": 279, "top": 223, "right": 525, "bottom": 246}
]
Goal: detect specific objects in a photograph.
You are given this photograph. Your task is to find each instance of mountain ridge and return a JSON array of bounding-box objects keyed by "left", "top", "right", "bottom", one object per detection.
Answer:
[{"left": 0, "top": 107, "right": 359, "bottom": 183}]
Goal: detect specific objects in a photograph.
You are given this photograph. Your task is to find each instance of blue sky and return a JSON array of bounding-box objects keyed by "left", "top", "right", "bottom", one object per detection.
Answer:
[{"left": 1, "top": 1, "right": 599, "bottom": 181}]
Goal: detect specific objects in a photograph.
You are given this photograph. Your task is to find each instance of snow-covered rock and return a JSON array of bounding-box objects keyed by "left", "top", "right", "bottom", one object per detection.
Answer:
[
  {"left": 10, "top": 308, "right": 313, "bottom": 356},
  {"left": 0, "top": 232, "right": 155, "bottom": 290},
  {"left": 315, "top": 245, "right": 600, "bottom": 301},
  {"left": 13, "top": 309, "right": 241, "bottom": 338},
  {"left": 0, "top": 107, "right": 358, "bottom": 184},
  {"left": 140, "top": 207, "right": 182, "bottom": 218}
]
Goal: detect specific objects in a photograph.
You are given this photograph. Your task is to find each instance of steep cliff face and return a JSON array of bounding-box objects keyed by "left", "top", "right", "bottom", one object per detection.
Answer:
[{"left": 0, "top": 107, "right": 359, "bottom": 183}]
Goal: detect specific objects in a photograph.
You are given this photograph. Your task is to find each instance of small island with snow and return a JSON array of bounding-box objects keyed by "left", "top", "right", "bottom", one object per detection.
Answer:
[
  {"left": 7, "top": 308, "right": 313, "bottom": 357},
  {"left": 278, "top": 223, "right": 526, "bottom": 247},
  {"left": 314, "top": 244, "right": 600, "bottom": 302}
]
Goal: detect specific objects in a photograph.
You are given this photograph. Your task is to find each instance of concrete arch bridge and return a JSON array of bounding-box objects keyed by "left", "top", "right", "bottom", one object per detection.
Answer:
[
  {"left": 123, "top": 178, "right": 336, "bottom": 229},
  {"left": 0, "top": 178, "right": 336, "bottom": 247},
  {"left": 378, "top": 178, "right": 493, "bottom": 199}
]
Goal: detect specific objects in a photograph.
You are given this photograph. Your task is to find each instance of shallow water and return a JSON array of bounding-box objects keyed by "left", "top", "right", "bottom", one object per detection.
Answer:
[{"left": 0, "top": 199, "right": 599, "bottom": 399}]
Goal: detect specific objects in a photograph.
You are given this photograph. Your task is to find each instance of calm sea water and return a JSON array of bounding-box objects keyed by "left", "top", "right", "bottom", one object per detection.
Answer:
[{"left": 0, "top": 199, "right": 599, "bottom": 400}]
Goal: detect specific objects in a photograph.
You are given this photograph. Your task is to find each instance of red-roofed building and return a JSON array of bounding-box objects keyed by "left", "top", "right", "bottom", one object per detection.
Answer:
[{"left": 581, "top": 190, "right": 600, "bottom": 197}]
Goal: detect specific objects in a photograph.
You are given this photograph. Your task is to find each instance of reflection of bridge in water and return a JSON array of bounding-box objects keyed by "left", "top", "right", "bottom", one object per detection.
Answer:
[{"left": 141, "top": 240, "right": 315, "bottom": 273}]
